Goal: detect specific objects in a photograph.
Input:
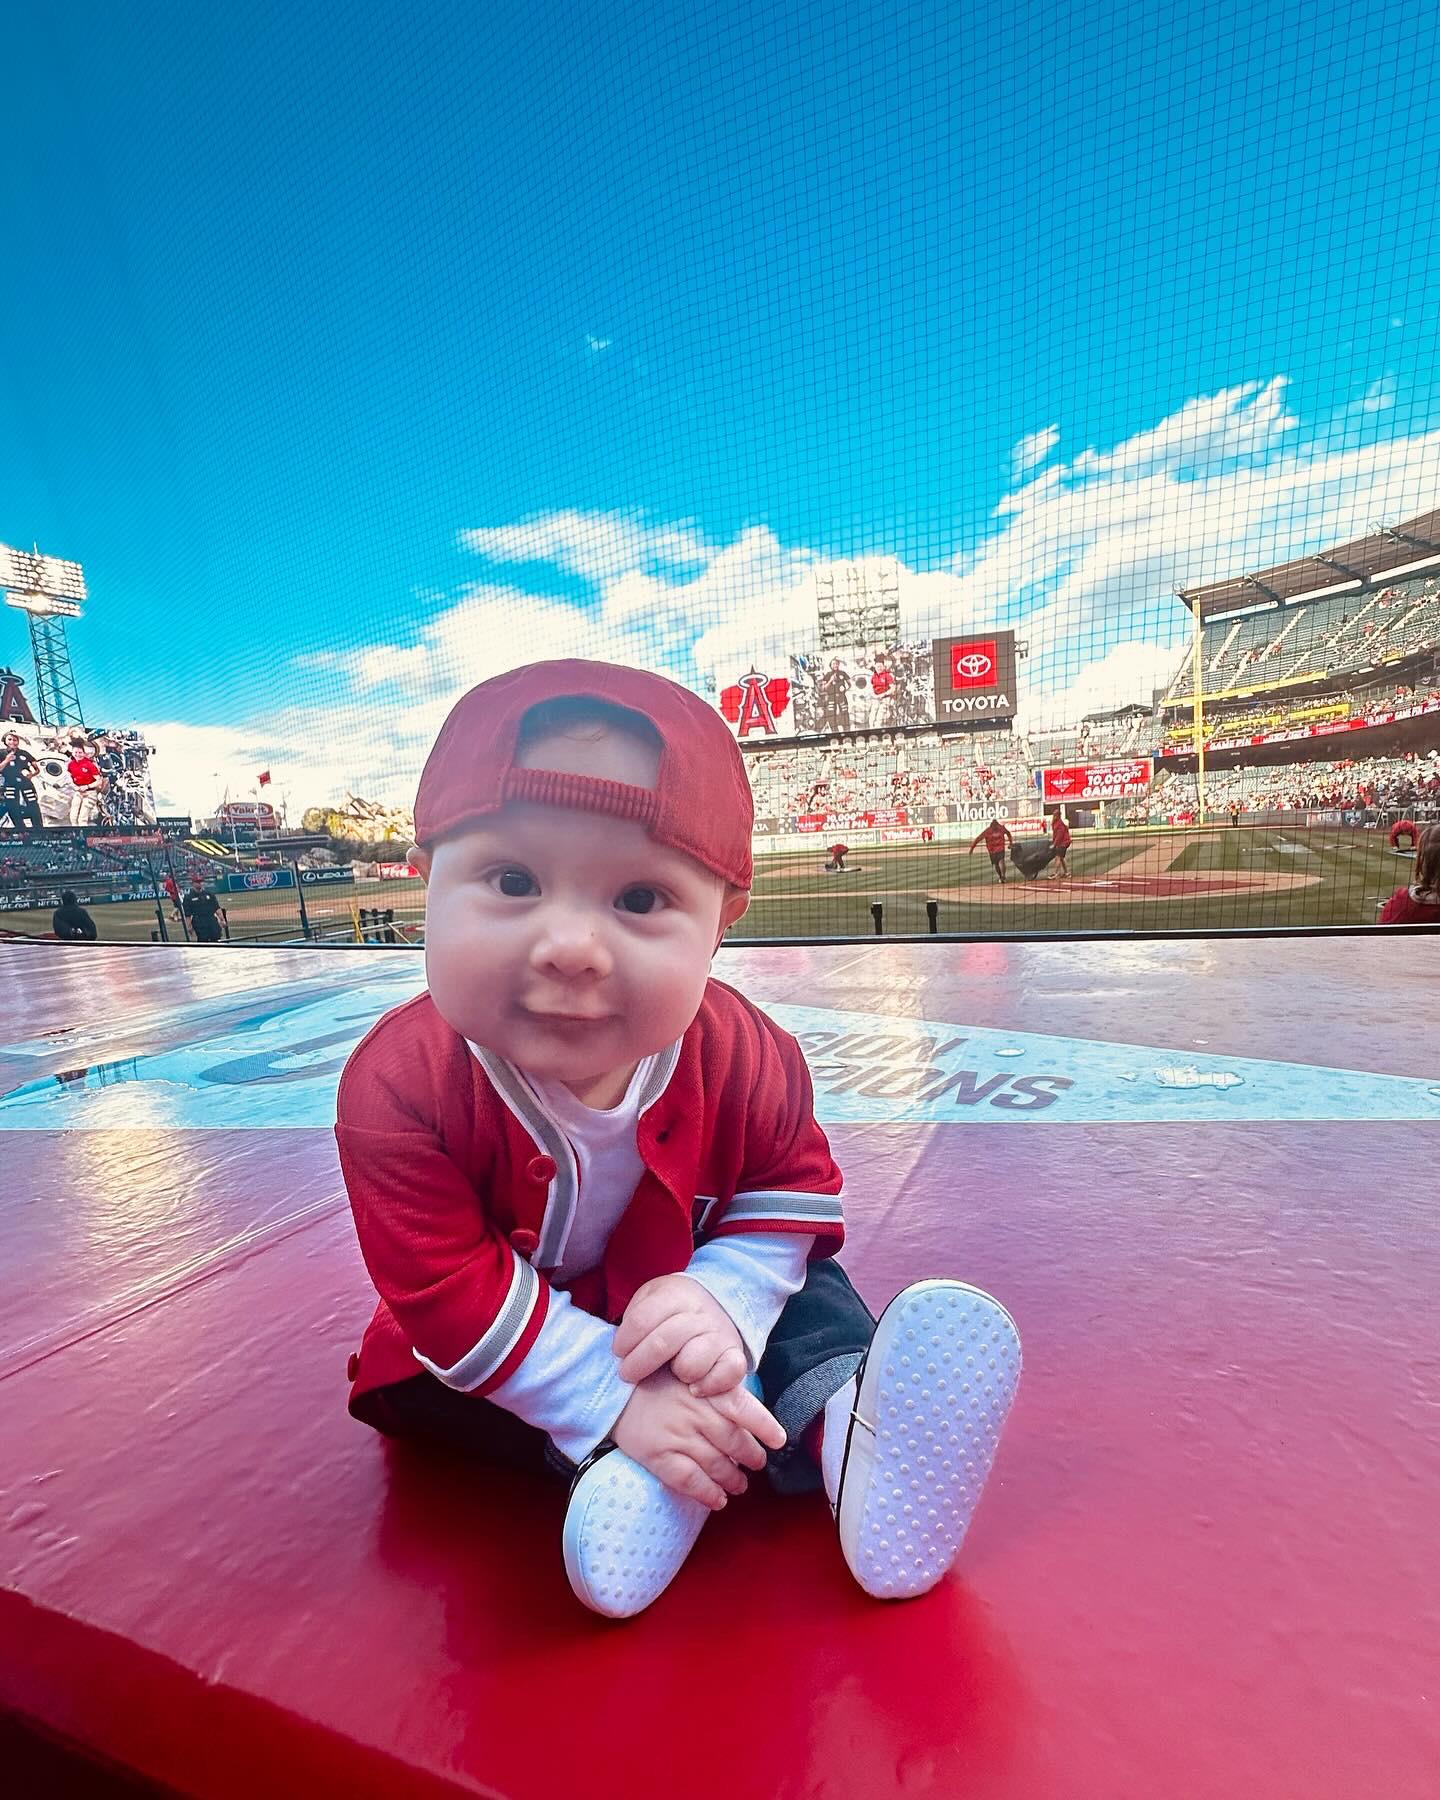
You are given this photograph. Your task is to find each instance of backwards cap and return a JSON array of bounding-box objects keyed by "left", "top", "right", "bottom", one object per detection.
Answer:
[{"left": 412, "top": 659, "right": 754, "bottom": 888}]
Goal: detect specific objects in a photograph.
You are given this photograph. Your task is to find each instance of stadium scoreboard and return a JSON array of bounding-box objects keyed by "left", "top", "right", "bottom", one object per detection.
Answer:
[{"left": 931, "top": 632, "right": 1018, "bottom": 724}]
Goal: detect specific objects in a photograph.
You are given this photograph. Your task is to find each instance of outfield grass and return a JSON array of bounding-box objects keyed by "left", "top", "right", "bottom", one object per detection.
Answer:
[
  {"left": 730, "top": 825, "right": 1412, "bottom": 937},
  {"left": 0, "top": 827, "right": 1412, "bottom": 944}
]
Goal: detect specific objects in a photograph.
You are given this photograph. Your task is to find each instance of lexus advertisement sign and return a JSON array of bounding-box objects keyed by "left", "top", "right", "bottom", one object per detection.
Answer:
[{"left": 931, "top": 632, "right": 1018, "bottom": 724}]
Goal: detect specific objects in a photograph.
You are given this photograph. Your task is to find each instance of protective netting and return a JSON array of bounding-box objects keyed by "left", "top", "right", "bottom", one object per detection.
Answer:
[{"left": 2, "top": 0, "right": 1437, "bottom": 939}]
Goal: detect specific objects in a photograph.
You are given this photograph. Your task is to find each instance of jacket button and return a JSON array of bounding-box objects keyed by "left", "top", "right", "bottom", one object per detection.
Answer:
[
  {"left": 510, "top": 1228, "right": 540, "bottom": 1259},
  {"left": 346, "top": 1352, "right": 360, "bottom": 1383},
  {"left": 526, "top": 1154, "right": 557, "bottom": 1184}
]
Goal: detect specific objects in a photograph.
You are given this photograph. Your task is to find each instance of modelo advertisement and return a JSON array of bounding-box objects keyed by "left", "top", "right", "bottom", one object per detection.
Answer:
[
  {"left": 931, "top": 631, "right": 1018, "bottom": 724},
  {"left": 1039, "top": 758, "right": 1153, "bottom": 804}
]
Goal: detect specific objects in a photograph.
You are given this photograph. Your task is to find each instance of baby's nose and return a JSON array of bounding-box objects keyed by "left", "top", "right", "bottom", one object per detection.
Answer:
[{"left": 531, "top": 917, "right": 612, "bottom": 978}]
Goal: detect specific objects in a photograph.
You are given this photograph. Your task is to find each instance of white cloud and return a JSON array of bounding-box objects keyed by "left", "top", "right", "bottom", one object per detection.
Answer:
[
  {"left": 1361, "top": 375, "right": 1397, "bottom": 413},
  {"left": 1011, "top": 424, "right": 1060, "bottom": 479},
  {"left": 152, "top": 377, "right": 1439, "bottom": 816},
  {"left": 458, "top": 510, "right": 712, "bottom": 586},
  {"left": 585, "top": 335, "right": 612, "bottom": 353},
  {"left": 1069, "top": 377, "right": 1297, "bottom": 481}
]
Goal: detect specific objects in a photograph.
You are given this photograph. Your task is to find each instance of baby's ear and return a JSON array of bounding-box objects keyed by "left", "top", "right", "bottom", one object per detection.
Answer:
[
  {"left": 714, "top": 884, "right": 749, "bottom": 949},
  {"left": 405, "top": 843, "right": 431, "bottom": 880}
]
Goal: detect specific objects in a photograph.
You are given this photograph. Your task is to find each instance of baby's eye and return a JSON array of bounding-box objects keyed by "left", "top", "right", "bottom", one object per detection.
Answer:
[
  {"left": 616, "top": 885, "right": 663, "bottom": 915},
  {"left": 493, "top": 867, "right": 539, "bottom": 898}
]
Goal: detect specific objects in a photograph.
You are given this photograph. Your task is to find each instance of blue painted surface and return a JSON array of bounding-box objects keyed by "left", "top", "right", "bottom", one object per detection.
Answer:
[{"left": 2, "top": 977, "right": 1436, "bottom": 1129}]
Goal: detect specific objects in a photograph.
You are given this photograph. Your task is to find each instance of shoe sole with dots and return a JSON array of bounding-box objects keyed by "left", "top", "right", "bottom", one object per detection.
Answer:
[
  {"left": 835, "top": 1279, "right": 1021, "bottom": 1600},
  {"left": 562, "top": 1448, "right": 711, "bottom": 1619}
]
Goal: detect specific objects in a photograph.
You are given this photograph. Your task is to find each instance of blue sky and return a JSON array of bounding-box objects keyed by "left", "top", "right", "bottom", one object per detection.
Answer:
[{"left": 2, "top": 0, "right": 1438, "bottom": 813}]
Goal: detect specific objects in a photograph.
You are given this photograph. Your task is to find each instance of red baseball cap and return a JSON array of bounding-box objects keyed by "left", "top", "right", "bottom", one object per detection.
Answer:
[{"left": 412, "top": 660, "right": 754, "bottom": 887}]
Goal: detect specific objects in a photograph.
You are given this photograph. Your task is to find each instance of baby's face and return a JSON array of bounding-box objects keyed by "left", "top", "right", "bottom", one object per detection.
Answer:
[{"left": 413, "top": 725, "right": 747, "bottom": 1103}]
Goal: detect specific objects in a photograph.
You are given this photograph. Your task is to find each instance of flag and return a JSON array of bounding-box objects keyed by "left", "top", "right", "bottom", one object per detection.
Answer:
[{"left": 258, "top": 770, "right": 271, "bottom": 786}]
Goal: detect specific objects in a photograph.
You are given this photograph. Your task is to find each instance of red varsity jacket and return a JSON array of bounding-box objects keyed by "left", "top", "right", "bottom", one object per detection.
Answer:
[{"left": 336, "top": 978, "right": 845, "bottom": 1412}]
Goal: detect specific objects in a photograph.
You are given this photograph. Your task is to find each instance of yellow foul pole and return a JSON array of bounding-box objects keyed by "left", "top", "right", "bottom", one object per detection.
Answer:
[{"left": 1190, "top": 601, "right": 1207, "bottom": 825}]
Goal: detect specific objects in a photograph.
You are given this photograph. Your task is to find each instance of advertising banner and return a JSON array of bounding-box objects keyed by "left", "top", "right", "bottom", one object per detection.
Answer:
[
  {"left": 1158, "top": 695, "right": 1440, "bottom": 757},
  {"left": 795, "top": 808, "right": 910, "bottom": 833},
  {"left": 717, "top": 641, "right": 937, "bottom": 740},
  {"left": 931, "top": 631, "right": 1018, "bottom": 725},
  {"left": 1040, "top": 758, "right": 1153, "bottom": 803},
  {"left": 784, "top": 800, "right": 1019, "bottom": 835},
  {"left": 298, "top": 865, "right": 356, "bottom": 886},
  {"left": 222, "top": 868, "right": 297, "bottom": 892}
]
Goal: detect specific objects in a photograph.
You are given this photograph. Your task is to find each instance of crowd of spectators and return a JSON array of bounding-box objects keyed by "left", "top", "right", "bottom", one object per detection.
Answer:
[
  {"left": 1150, "top": 752, "right": 1440, "bottom": 820},
  {"left": 745, "top": 729, "right": 1033, "bottom": 822}
]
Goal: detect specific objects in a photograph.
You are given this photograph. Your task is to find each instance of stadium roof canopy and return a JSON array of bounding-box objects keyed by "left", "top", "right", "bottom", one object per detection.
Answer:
[{"left": 1176, "top": 507, "right": 1440, "bottom": 621}]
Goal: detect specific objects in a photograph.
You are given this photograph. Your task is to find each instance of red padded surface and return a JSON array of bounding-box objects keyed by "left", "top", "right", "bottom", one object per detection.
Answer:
[{"left": 1, "top": 941, "right": 1437, "bottom": 1799}]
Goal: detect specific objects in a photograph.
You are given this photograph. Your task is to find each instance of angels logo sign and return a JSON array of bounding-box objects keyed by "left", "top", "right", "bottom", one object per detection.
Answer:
[{"left": 718, "top": 668, "right": 794, "bottom": 738}]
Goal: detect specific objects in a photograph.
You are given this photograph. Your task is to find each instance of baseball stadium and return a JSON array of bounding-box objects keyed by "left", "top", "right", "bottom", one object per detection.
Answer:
[
  {"left": 3, "top": 5, "right": 1439, "bottom": 1800},
  {"left": 4, "top": 514, "right": 1437, "bottom": 944}
]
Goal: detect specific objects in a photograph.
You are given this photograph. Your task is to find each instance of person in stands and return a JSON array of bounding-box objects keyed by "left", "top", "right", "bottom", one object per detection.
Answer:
[
  {"left": 1378, "top": 824, "right": 1440, "bottom": 925},
  {"left": 182, "top": 878, "right": 227, "bottom": 943},
  {"left": 0, "top": 731, "right": 43, "bottom": 830},
  {"left": 968, "top": 817, "right": 1013, "bottom": 884},
  {"left": 51, "top": 889, "right": 98, "bottom": 941}
]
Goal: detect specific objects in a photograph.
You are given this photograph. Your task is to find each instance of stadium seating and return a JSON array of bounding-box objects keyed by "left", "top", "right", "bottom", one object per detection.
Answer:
[
  {"left": 744, "top": 730, "right": 1034, "bottom": 822},
  {"left": 1169, "top": 573, "right": 1440, "bottom": 702},
  {"left": 1151, "top": 752, "right": 1440, "bottom": 819},
  {"left": 0, "top": 840, "right": 111, "bottom": 879}
]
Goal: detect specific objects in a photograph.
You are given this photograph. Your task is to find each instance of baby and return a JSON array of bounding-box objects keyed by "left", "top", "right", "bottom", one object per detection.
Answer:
[{"left": 337, "top": 659, "right": 1020, "bottom": 1616}]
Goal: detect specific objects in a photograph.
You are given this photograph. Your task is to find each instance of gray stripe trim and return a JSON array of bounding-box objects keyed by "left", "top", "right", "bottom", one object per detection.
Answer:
[
  {"left": 469, "top": 1044, "right": 579, "bottom": 1269},
  {"left": 412, "top": 1251, "right": 541, "bottom": 1390},
  {"left": 637, "top": 1038, "right": 683, "bottom": 1115},
  {"left": 723, "top": 1188, "right": 844, "bottom": 1221}
]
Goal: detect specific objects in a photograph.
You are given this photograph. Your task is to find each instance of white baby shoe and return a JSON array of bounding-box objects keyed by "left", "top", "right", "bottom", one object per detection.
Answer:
[
  {"left": 562, "top": 1446, "right": 711, "bottom": 1619},
  {"left": 826, "top": 1279, "right": 1022, "bottom": 1599}
]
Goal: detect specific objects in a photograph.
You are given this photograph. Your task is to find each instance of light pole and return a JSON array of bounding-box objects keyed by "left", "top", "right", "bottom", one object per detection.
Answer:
[{"left": 1, "top": 543, "right": 88, "bottom": 727}]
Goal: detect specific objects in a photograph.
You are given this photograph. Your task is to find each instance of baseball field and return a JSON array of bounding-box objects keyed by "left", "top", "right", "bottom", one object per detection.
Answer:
[
  {"left": 0, "top": 825, "right": 1417, "bottom": 944},
  {"left": 734, "top": 823, "right": 1416, "bottom": 937}
]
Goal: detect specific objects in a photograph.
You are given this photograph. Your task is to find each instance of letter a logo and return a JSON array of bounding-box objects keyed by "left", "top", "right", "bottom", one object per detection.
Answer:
[
  {"left": 0, "top": 669, "right": 36, "bottom": 725},
  {"left": 721, "top": 668, "right": 792, "bottom": 737}
]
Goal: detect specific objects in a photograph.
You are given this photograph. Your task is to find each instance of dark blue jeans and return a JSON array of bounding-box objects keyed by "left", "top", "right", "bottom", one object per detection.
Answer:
[{"left": 364, "top": 1257, "right": 875, "bottom": 1495}]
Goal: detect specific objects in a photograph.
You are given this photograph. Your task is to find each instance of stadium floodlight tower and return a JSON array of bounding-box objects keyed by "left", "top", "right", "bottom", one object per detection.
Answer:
[
  {"left": 1, "top": 542, "right": 88, "bottom": 727},
  {"left": 815, "top": 559, "right": 901, "bottom": 650}
]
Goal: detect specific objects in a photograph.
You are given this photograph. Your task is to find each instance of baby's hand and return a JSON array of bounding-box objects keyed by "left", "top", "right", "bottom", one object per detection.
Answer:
[
  {"left": 610, "top": 1369, "right": 785, "bottom": 1510},
  {"left": 614, "top": 1273, "right": 748, "bottom": 1396}
]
